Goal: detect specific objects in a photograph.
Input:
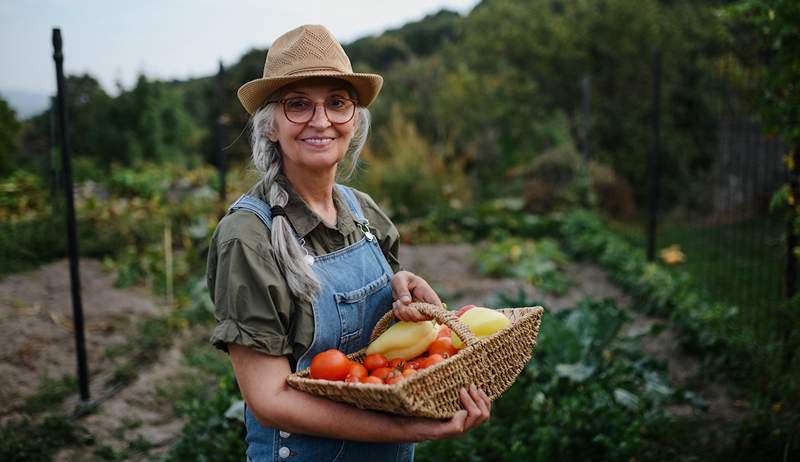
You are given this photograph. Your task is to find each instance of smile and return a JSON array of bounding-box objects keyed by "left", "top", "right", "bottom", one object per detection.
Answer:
[{"left": 302, "top": 137, "right": 335, "bottom": 147}]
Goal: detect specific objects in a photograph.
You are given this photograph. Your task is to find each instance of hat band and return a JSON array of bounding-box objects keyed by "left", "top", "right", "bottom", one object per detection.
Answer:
[{"left": 283, "top": 66, "right": 349, "bottom": 76}]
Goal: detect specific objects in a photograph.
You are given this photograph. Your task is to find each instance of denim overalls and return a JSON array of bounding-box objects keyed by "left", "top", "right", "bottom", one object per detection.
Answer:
[{"left": 229, "top": 185, "right": 415, "bottom": 462}]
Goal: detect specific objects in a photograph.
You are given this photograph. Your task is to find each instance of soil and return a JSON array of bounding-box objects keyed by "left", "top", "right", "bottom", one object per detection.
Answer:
[{"left": 1, "top": 246, "right": 743, "bottom": 461}]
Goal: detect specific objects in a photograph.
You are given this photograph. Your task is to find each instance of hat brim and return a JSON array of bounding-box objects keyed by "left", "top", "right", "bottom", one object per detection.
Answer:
[{"left": 237, "top": 72, "right": 383, "bottom": 115}]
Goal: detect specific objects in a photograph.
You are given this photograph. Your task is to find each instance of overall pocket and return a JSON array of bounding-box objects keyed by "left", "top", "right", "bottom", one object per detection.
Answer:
[{"left": 334, "top": 272, "right": 391, "bottom": 353}]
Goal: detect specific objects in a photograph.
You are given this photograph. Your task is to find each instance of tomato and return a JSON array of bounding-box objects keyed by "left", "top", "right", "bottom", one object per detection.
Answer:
[
  {"left": 402, "top": 368, "right": 417, "bottom": 378},
  {"left": 363, "top": 354, "right": 389, "bottom": 372},
  {"left": 348, "top": 363, "right": 369, "bottom": 379},
  {"left": 437, "top": 325, "right": 452, "bottom": 339},
  {"left": 388, "top": 358, "right": 406, "bottom": 370},
  {"left": 427, "top": 337, "right": 458, "bottom": 358},
  {"left": 344, "top": 374, "right": 361, "bottom": 383},
  {"left": 361, "top": 376, "right": 384, "bottom": 385},
  {"left": 403, "top": 360, "right": 420, "bottom": 371},
  {"left": 386, "top": 373, "right": 405, "bottom": 385},
  {"left": 420, "top": 353, "right": 445, "bottom": 369},
  {"left": 371, "top": 367, "right": 394, "bottom": 380},
  {"left": 310, "top": 349, "right": 351, "bottom": 381}
]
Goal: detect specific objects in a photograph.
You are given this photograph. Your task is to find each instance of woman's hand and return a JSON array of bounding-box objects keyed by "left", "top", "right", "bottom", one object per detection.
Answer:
[
  {"left": 405, "top": 384, "right": 492, "bottom": 441},
  {"left": 391, "top": 271, "right": 442, "bottom": 321}
]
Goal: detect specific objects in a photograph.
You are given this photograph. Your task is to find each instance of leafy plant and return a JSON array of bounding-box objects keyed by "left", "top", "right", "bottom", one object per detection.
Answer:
[{"left": 473, "top": 236, "right": 571, "bottom": 294}]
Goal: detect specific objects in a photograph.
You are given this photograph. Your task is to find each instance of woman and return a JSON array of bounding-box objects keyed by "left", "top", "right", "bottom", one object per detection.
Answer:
[{"left": 207, "top": 25, "right": 491, "bottom": 462}]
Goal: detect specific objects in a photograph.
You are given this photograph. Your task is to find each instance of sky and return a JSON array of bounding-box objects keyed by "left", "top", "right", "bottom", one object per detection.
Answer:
[{"left": 0, "top": 0, "right": 480, "bottom": 97}]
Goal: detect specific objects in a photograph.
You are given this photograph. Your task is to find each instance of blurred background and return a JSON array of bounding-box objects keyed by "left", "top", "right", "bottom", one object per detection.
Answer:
[{"left": 1, "top": 0, "right": 798, "bottom": 461}]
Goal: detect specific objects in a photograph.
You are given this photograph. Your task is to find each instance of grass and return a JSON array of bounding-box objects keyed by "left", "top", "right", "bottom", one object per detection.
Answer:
[
  {"left": 608, "top": 214, "right": 787, "bottom": 316},
  {"left": 22, "top": 374, "right": 78, "bottom": 414}
]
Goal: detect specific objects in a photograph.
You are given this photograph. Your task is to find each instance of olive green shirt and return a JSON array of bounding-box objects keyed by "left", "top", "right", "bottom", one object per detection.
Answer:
[{"left": 206, "top": 175, "right": 400, "bottom": 365}]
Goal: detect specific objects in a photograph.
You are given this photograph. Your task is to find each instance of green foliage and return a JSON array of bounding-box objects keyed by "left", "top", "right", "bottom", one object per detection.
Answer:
[
  {"left": 20, "top": 74, "right": 203, "bottom": 173},
  {"left": 726, "top": 0, "right": 800, "bottom": 147},
  {"left": 22, "top": 375, "right": 78, "bottom": 414},
  {"left": 418, "top": 298, "right": 684, "bottom": 461},
  {"left": 0, "top": 95, "right": 20, "bottom": 177},
  {"left": 353, "top": 105, "right": 472, "bottom": 221},
  {"left": 165, "top": 374, "right": 246, "bottom": 462},
  {"left": 560, "top": 209, "right": 737, "bottom": 355},
  {"left": 352, "top": 0, "right": 728, "bottom": 206},
  {"left": 559, "top": 209, "right": 800, "bottom": 458},
  {"left": 473, "top": 236, "right": 571, "bottom": 294},
  {"left": 0, "top": 415, "right": 82, "bottom": 462},
  {"left": 399, "top": 197, "right": 560, "bottom": 244}
]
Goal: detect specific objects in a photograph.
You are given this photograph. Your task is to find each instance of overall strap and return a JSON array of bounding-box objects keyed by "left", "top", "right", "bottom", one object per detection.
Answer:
[
  {"left": 228, "top": 194, "right": 275, "bottom": 230},
  {"left": 335, "top": 184, "right": 367, "bottom": 222}
]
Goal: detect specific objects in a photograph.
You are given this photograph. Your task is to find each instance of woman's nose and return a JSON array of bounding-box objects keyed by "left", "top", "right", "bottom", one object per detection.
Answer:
[{"left": 307, "top": 102, "right": 332, "bottom": 128}]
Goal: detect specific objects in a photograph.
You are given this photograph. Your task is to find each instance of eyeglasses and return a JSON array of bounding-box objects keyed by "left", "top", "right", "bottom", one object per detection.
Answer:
[{"left": 267, "top": 95, "right": 357, "bottom": 125}]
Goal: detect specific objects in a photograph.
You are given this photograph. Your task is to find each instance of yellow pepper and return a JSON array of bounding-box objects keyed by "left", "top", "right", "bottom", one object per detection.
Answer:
[
  {"left": 366, "top": 320, "right": 438, "bottom": 360},
  {"left": 451, "top": 307, "right": 511, "bottom": 349}
]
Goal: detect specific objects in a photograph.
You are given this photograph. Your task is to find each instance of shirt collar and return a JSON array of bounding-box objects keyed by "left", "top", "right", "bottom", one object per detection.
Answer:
[{"left": 254, "top": 174, "right": 359, "bottom": 238}]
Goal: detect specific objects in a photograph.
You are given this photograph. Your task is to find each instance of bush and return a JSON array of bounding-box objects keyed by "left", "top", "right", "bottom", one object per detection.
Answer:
[
  {"left": 521, "top": 142, "right": 635, "bottom": 218},
  {"left": 165, "top": 374, "right": 245, "bottom": 462},
  {"left": 473, "top": 236, "right": 571, "bottom": 294}
]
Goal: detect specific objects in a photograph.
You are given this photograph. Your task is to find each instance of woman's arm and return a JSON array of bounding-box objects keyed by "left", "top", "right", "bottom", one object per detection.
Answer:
[{"left": 229, "top": 343, "right": 491, "bottom": 443}]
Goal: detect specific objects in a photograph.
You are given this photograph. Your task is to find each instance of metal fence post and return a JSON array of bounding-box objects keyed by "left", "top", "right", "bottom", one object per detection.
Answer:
[
  {"left": 216, "top": 61, "right": 226, "bottom": 204},
  {"left": 646, "top": 49, "right": 662, "bottom": 262},
  {"left": 52, "top": 28, "right": 90, "bottom": 403}
]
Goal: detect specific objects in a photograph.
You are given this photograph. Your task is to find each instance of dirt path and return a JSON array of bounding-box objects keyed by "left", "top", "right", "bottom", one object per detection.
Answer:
[{"left": 0, "top": 259, "right": 192, "bottom": 461}]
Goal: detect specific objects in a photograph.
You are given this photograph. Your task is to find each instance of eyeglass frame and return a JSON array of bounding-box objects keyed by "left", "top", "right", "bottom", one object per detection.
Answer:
[{"left": 266, "top": 95, "right": 359, "bottom": 125}]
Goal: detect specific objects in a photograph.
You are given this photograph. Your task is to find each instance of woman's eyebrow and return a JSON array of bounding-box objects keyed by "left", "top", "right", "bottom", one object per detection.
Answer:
[{"left": 284, "top": 88, "right": 348, "bottom": 97}]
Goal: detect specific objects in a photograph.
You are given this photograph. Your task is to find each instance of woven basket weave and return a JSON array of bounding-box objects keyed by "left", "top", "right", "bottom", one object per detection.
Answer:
[{"left": 286, "top": 302, "right": 544, "bottom": 419}]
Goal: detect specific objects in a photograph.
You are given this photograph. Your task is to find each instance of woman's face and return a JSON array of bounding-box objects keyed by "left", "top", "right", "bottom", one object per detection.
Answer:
[{"left": 268, "top": 79, "right": 357, "bottom": 177}]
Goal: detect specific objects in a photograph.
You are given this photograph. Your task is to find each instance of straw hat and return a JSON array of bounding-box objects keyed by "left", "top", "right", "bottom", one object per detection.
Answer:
[{"left": 237, "top": 25, "right": 384, "bottom": 115}]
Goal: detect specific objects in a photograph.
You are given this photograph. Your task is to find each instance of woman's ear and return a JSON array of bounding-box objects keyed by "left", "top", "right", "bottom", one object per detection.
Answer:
[{"left": 267, "top": 130, "right": 279, "bottom": 143}]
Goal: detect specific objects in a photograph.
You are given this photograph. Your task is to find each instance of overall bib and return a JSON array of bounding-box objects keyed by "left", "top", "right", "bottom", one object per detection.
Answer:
[{"left": 229, "top": 185, "right": 415, "bottom": 462}]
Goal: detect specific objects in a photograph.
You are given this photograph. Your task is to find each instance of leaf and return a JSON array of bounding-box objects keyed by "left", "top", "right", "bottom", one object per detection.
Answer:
[
  {"left": 555, "top": 362, "right": 596, "bottom": 382},
  {"left": 613, "top": 388, "right": 641, "bottom": 410},
  {"left": 223, "top": 400, "right": 245, "bottom": 423}
]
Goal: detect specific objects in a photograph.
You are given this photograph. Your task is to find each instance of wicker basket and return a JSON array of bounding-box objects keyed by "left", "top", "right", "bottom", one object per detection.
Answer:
[{"left": 286, "top": 302, "right": 544, "bottom": 419}]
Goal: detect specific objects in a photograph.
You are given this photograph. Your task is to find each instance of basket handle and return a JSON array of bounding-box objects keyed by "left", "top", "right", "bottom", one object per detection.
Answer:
[{"left": 369, "top": 302, "right": 480, "bottom": 347}]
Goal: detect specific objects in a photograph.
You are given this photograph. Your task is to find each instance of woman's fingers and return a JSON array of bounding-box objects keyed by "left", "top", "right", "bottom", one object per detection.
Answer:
[
  {"left": 459, "top": 386, "right": 483, "bottom": 430},
  {"left": 391, "top": 271, "right": 436, "bottom": 321},
  {"left": 392, "top": 299, "right": 428, "bottom": 322},
  {"left": 471, "top": 386, "right": 491, "bottom": 424}
]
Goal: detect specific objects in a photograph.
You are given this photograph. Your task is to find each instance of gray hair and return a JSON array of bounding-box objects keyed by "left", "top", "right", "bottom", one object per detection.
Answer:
[{"left": 249, "top": 102, "right": 371, "bottom": 305}]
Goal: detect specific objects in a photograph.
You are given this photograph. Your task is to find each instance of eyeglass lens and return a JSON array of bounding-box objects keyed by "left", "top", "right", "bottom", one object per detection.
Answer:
[{"left": 283, "top": 96, "right": 355, "bottom": 124}]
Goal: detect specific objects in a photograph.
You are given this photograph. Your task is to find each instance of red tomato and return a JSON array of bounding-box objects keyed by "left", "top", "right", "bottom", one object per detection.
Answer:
[
  {"left": 427, "top": 337, "right": 458, "bottom": 358},
  {"left": 363, "top": 354, "right": 389, "bottom": 372},
  {"left": 361, "top": 376, "right": 384, "bottom": 385},
  {"left": 420, "top": 353, "right": 445, "bottom": 369},
  {"left": 437, "top": 325, "right": 452, "bottom": 339},
  {"left": 348, "top": 363, "right": 369, "bottom": 379},
  {"left": 386, "top": 373, "right": 405, "bottom": 385},
  {"left": 344, "top": 374, "right": 361, "bottom": 383},
  {"left": 389, "top": 358, "right": 406, "bottom": 370},
  {"left": 310, "top": 349, "right": 351, "bottom": 381},
  {"left": 403, "top": 361, "right": 420, "bottom": 371},
  {"left": 402, "top": 368, "right": 417, "bottom": 378},
  {"left": 371, "top": 367, "right": 395, "bottom": 380}
]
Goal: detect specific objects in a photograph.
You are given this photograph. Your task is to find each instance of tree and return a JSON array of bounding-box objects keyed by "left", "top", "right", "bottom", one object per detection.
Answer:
[{"left": 0, "top": 96, "right": 20, "bottom": 177}]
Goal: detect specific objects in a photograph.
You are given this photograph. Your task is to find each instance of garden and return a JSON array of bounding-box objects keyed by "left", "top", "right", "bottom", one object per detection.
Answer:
[{"left": 1, "top": 0, "right": 798, "bottom": 460}]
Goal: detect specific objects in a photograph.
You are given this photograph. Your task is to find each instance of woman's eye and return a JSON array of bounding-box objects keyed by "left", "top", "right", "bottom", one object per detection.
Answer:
[
  {"left": 327, "top": 97, "right": 347, "bottom": 110},
  {"left": 286, "top": 98, "right": 312, "bottom": 111}
]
